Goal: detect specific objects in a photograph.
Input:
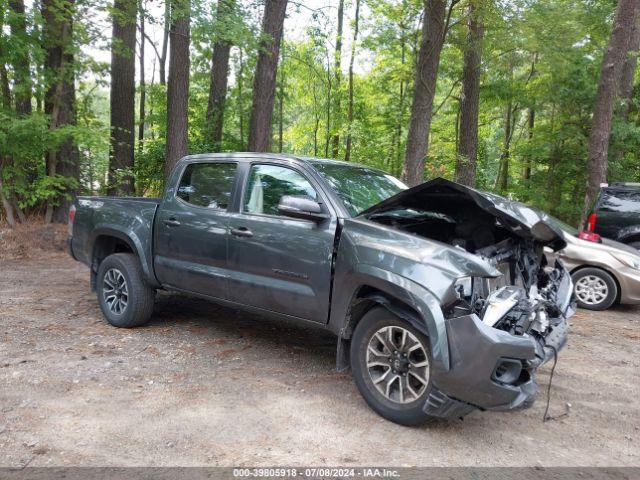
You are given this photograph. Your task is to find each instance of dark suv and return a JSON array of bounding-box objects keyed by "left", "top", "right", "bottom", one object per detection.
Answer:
[{"left": 589, "top": 183, "right": 640, "bottom": 250}]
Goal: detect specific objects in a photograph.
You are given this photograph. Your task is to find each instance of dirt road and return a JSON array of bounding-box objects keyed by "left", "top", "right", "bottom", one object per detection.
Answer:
[{"left": 1, "top": 252, "right": 638, "bottom": 467}]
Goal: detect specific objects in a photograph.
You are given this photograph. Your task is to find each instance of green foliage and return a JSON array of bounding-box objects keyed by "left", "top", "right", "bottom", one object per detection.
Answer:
[{"left": 1, "top": 0, "right": 639, "bottom": 229}]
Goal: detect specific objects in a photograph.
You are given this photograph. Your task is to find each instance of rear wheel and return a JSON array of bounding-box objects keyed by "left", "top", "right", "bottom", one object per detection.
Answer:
[
  {"left": 96, "top": 253, "right": 155, "bottom": 327},
  {"left": 572, "top": 268, "right": 617, "bottom": 311},
  {"left": 350, "top": 306, "right": 436, "bottom": 426}
]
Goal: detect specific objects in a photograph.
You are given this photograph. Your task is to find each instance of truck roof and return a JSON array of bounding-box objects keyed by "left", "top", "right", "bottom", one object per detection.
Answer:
[{"left": 179, "top": 152, "right": 374, "bottom": 171}]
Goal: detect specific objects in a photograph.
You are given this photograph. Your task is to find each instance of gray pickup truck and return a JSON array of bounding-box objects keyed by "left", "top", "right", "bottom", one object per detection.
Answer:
[{"left": 68, "top": 153, "right": 574, "bottom": 425}]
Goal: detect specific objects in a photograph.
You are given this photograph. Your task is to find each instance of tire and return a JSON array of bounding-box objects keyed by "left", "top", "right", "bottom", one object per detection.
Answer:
[
  {"left": 628, "top": 241, "right": 640, "bottom": 251},
  {"left": 96, "top": 253, "right": 155, "bottom": 328},
  {"left": 571, "top": 267, "right": 618, "bottom": 311},
  {"left": 350, "top": 306, "right": 436, "bottom": 426}
]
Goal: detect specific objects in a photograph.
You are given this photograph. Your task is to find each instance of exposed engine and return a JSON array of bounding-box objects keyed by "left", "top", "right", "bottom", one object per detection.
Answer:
[{"left": 366, "top": 185, "right": 574, "bottom": 364}]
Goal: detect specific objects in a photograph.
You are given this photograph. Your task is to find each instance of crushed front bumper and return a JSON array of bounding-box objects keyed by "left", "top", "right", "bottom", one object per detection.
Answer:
[{"left": 424, "top": 312, "right": 569, "bottom": 419}]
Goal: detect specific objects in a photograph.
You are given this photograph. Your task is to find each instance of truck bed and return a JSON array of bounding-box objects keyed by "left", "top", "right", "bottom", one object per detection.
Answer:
[{"left": 70, "top": 196, "right": 160, "bottom": 285}]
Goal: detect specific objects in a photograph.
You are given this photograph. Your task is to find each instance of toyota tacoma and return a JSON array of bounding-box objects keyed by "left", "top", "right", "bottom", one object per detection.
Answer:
[{"left": 68, "top": 153, "right": 574, "bottom": 425}]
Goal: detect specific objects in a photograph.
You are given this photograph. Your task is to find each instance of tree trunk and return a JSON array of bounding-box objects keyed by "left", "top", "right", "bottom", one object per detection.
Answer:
[
  {"left": 330, "top": 0, "right": 344, "bottom": 158},
  {"left": 454, "top": 0, "right": 483, "bottom": 187},
  {"left": 392, "top": 8, "right": 408, "bottom": 175},
  {"left": 0, "top": 62, "right": 11, "bottom": 109},
  {"left": 618, "top": 9, "right": 640, "bottom": 120},
  {"left": 0, "top": 9, "right": 10, "bottom": 108},
  {"left": 344, "top": 0, "right": 360, "bottom": 162},
  {"left": 108, "top": 0, "right": 136, "bottom": 195},
  {"left": 159, "top": 0, "right": 170, "bottom": 85},
  {"left": 402, "top": 0, "right": 448, "bottom": 186},
  {"left": 523, "top": 106, "right": 534, "bottom": 181},
  {"left": 610, "top": 11, "right": 640, "bottom": 167},
  {"left": 495, "top": 102, "right": 514, "bottom": 193},
  {"left": 0, "top": 16, "right": 16, "bottom": 227},
  {"left": 8, "top": 0, "right": 32, "bottom": 115},
  {"left": 247, "top": 0, "right": 288, "bottom": 152},
  {"left": 205, "top": 0, "right": 235, "bottom": 151},
  {"left": 581, "top": 0, "right": 639, "bottom": 226},
  {"left": 138, "top": 1, "right": 146, "bottom": 157},
  {"left": 0, "top": 156, "right": 16, "bottom": 228},
  {"left": 42, "top": 0, "right": 79, "bottom": 224},
  {"left": 164, "top": 0, "right": 190, "bottom": 181},
  {"left": 237, "top": 48, "right": 245, "bottom": 148},
  {"left": 277, "top": 78, "right": 284, "bottom": 153}
]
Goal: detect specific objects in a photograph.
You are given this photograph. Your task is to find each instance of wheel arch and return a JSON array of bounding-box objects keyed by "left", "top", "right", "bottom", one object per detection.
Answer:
[
  {"left": 570, "top": 265, "right": 622, "bottom": 304},
  {"left": 335, "top": 280, "right": 448, "bottom": 373},
  {"left": 88, "top": 227, "right": 159, "bottom": 290}
]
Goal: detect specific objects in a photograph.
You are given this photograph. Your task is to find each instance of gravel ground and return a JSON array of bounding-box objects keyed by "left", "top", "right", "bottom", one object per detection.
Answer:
[{"left": 0, "top": 252, "right": 639, "bottom": 467}]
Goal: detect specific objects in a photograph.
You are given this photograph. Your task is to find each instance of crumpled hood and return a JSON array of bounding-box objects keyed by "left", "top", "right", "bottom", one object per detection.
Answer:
[{"left": 360, "top": 178, "right": 567, "bottom": 251}]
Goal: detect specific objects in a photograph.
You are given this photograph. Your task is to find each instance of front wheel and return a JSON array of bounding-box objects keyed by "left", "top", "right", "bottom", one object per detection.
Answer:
[
  {"left": 572, "top": 268, "right": 618, "bottom": 311},
  {"left": 96, "top": 253, "right": 155, "bottom": 327},
  {"left": 350, "top": 306, "right": 436, "bottom": 426}
]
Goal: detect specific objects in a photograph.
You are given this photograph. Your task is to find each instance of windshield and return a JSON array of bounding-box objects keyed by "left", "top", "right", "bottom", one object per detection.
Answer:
[{"left": 312, "top": 163, "right": 407, "bottom": 216}]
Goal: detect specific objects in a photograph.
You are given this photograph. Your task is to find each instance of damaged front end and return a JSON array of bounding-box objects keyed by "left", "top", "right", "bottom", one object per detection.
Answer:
[
  {"left": 446, "top": 239, "right": 574, "bottom": 367},
  {"left": 361, "top": 178, "right": 575, "bottom": 417}
]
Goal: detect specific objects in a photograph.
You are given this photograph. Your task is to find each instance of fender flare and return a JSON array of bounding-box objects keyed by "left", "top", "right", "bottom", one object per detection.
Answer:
[
  {"left": 88, "top": 226, "right": 159, "bottom": 287},
  {"left": 332, "top": 264, "right": 450, "bottom": 373}
]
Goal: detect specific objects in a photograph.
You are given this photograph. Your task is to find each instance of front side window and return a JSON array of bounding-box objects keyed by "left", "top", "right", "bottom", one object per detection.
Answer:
[
  {"left": 177, "top": 162, "right": 237, "bottom": 209},
  {"left": 244, "top": 164, "right": 318, "bottom": 216}
]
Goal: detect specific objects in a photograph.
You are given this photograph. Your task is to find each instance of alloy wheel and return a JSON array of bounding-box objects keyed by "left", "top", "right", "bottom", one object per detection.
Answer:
[
  {"left": 103, "top": 268, "right": 129, "bottom": 315},
  {"left": 366, "top": 325, "right": 429, "bottom": 404}
]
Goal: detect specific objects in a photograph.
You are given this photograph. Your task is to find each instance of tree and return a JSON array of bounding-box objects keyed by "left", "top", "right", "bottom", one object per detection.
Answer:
[
  {"left": 164, "top": 0, "right": 190, "bottom": 181},
  {"left": 402, "top": 0, "right": 448, "bottom": 186},
  {"left": 454, "top": 0, "right": 483, "bottom": 186},
  {"left": 247, "top": 0, "right": 288, "bottom": 152},
  {"left": 108, "top": 0, "right": 136, "bottom": 195},
  {"left": 205, "top": 0, "right": 235, "bottom": 151},
  {"left": 581, "top": 0, "right": 639, "bottom": 226},
  {"left": 522, "top": 53, "right": 537, "bottom": 182},
  {"left": 138, "top": 0, "right": 146, "bottom": 156},
  {"left": 617, "top": 11, "right": 640, "bottom": 122},
  {"left": 42, "top": 0, "right": 79, "bottom": 223},
  {"left": 344, "top": 0, "right": 361, "bottom": 162},
  {"left": 8, "top": 0, "right": 32, "bottom": 115},
  {"left": 330, "top": 0, "right": 344, "bottom": 157},
  {"left": 495, "top": 102, "right": 517, "bottom": 192},
  {"left": 159, "top": 0, "right": 170, "bottom": 85}
]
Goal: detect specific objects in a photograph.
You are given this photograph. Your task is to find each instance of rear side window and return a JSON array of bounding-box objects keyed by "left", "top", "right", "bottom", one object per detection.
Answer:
[
  {"left": 177, "top": 162, "right": 237, "bottom": 209},
  {"left": 597, "top": 190, "right": 640, "bottom": 213}
]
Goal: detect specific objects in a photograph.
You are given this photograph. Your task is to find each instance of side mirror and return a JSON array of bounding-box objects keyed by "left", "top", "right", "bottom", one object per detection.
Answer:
[{"left": 277, "top": 195, "right": 329, "bottom": 222}]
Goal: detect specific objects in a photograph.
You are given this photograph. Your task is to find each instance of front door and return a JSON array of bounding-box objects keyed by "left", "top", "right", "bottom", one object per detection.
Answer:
[
  {"left": 227, "top": 163, "right": 337, "bottom": 323},
  {"left": 154, "top": 161, "right": 238, "bottom": 299}
]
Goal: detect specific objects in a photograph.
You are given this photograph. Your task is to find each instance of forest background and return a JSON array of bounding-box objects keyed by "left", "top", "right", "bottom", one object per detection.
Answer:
[{"left": 0, "top": 0, "right": 638, "bottom": 226}]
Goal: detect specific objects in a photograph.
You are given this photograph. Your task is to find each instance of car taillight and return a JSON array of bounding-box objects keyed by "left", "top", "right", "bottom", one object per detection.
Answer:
[
  {"left": 578, "top": 231, "right": 601, "bottom": 243},
  {"left": 68, "top": 204, "right": 76, "bottom": 236},
  {"left": 587, "top": 213, "right": 597, "bottom": 232}
]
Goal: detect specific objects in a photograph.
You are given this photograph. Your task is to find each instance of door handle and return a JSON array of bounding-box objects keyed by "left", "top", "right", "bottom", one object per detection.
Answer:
[
  {"left": 231, "top": 227, "right": 253, "bottom": 238},
  {"left": 163, "top": 218, "right": 181, "bottom": 227}
]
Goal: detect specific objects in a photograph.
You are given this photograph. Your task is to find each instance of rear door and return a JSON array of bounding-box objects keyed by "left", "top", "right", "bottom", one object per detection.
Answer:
[
  {"left": 226, "top": 162, "right": 338, "bottom": 324},
  {"left": 154, "top": 160, "right": 238, "bottom": 299}
]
